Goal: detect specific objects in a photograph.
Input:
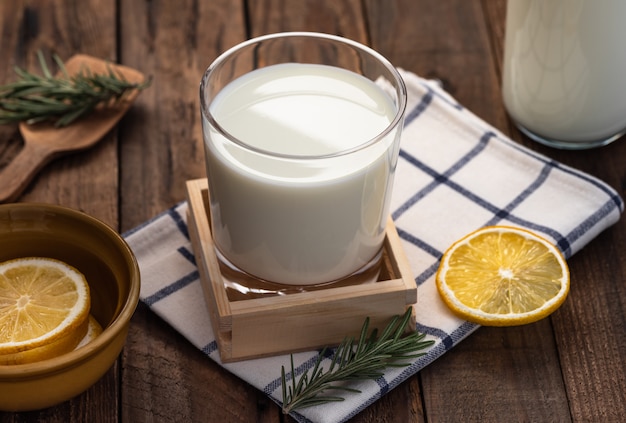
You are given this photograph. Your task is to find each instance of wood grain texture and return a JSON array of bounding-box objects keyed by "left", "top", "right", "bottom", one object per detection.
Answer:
[
  {"left": 553, "top": 230, "right": 626, "bottom": 422},
  {"left": 118, "top": 0, "right": 246, "bottom": 230},
  {"left": 365, "top": 0, "right": 510, "bottom": 132},
  {"left": 122, "top": 304, "right": 277, "bottom": 423},
  {"left": 0, "top": 0, "right": 120, "bottom": 226},
  {"left": 481, "top": 7, "right": 626, "bottom": 421},
  {"left": 247, "top": 0, "right": 367, "bottom": 41},
  {"left": 0, "top": 1, "right": 119, "bottom": 422},
  {"left": 368, "top": 1, "right": 566, "bottom": 422},
  {"left": 116, "top": 0, "right": 273, "bottom": 421},
  {"left": 0, "top": 55, "right": 145, "bottom": 203},
  {"left": 0, "top": 0, "right": 624, "bottom": 422}
]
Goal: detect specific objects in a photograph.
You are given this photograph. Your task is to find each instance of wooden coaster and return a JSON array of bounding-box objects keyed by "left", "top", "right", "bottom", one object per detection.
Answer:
[{"left": 186, "top": 178, "right": 417, "bottom": 363}]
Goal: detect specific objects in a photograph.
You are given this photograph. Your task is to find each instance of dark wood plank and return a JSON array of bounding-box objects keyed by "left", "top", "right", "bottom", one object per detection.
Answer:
[
  {"left": 245, "top": 3, "right": 420, "bottom": 422},
  {"left": 0, "top": 0, "right": 119, "bottom": 421},
  {"left": 346, "top": 376, "right": 426, "bottom": 423},
  {"left": 366, "top": 0, "right": 510, "bottom": 131},
  {"left": 117, "top": 0, "right": 278, "bottom": 421},
  {"left": 122, "top": 304, "right": 281, "bottom": 422},
  {"left": 554, "top": 229, "right": 626, "bottom": 422},
  {"left": 366, "top": 1, "right": 575, "bottom": 422},
  {"left": 0, "top": 0, "right": 120, "bottom": 226},
  {"left": 423, "top": 324, "right": 571, "bottom": 422},
  {"left": 483, "top": 3, "right": 626, "bottom": 422},
  {"left": 247, "top": 0, "right": 367, "bottom": 40},
  {"left": 1, "top": 1, "right": 621, "bottom": 422},
  {"left": 118, "top": 0, "right": 249, "bottom": 229}
]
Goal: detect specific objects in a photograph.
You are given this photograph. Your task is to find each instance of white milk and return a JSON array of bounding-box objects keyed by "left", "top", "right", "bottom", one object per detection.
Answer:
[
  {"left": 502, "top": 0, "right": 626, "bottom": 147},
  {"left": 203, "top": 63, "right": 400, "bottom": 285}
]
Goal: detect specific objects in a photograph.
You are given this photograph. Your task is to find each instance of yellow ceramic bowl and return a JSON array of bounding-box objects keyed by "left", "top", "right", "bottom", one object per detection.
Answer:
[{"left": 0, "top": 203, "right": 140, "bottom": 411}]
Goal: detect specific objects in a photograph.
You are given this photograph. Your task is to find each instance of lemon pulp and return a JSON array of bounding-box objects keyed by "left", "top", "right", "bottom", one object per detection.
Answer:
[
  {"left": 0, "top": 257, "right": 91, "bottom": 363},
  {"left": 436, "top": 226, "right": 570, "bottom": 326}
]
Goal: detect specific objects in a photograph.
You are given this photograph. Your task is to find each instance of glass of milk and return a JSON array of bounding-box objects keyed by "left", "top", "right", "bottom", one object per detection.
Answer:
[
  {"left": 502, "top": 0, "right": 626, "bottom": 149},
  {"left": 200, "top": 32, "right": 406, "bottom": 288}
]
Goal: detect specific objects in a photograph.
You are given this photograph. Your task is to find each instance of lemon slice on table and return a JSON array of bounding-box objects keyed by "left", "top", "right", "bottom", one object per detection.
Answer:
[
  {"left": 0, "top": 257, "right": 90, "bottom": 364},
  {"left": 436, "top": 226, "right": 570, "bottom": 326}
]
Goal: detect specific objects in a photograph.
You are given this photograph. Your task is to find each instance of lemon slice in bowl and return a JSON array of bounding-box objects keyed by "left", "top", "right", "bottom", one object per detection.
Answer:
[
  {"left": 0, "top": 317, "right": 89, "bottom": 365},
  {"left": 436, "top": 226, "right": 570, "bottom": 326},
  {"left": 0, "top": 257, "right": 90, "bottom": 363},
  {"left": 75, "top": 314, "right": 104, "bottom": 350}
]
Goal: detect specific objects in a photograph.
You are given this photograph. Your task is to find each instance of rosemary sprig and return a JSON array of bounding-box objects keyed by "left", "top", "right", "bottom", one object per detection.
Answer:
[
  {"left": 281, "top": 308, "right": 434, "bottom": 414},
  {"left": 0, "top": 51, "right": 149, "bottom": 127}
]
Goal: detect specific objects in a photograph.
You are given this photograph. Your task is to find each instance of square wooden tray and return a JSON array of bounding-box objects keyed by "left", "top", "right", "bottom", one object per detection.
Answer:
[{"left": 186, "top": 178, "right": 417, "bottom": 362}]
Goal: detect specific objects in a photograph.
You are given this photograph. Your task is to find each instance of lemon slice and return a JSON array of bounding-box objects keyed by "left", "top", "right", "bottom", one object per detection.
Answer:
[
  {"left": 0, "top": 316, "right": 89, "bottom": 365},
  {"left": 75, "top": 314, "right": 103, "bottom": 350},
  {"left": 436, "top": 226, "right": 569, "bottom": 326},
  {"left": 0, "top": 257, "right": 90, "bottom": 361}
]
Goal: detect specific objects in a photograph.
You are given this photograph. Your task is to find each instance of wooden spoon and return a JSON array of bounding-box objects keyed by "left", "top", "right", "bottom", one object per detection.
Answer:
[{"left": 0, "top": 54, "right": 146, "bottom": 203}]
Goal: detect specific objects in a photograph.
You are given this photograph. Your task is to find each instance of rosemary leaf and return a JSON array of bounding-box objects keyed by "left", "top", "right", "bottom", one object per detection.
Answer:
[
  {"left": 280, "top": 308, "right": 434, "bottom": 414},
  {"left": 38, "top": 50, "right": 53, "bottom": 79},
  {"left": 0, "top": 52, "right": 149, "bottom": 127}
]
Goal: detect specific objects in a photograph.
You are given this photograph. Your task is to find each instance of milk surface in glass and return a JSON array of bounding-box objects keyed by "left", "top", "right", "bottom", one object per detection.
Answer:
[
  {"left": 502, "top": 0, "right": 626, "bottom": 148},
  {"left": 203, "top": 63, "right": 400, "bottom": 285}
]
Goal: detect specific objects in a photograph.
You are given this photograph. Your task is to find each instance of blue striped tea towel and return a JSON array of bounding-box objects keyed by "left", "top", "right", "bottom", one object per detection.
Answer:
[{"left": 125, "top": 70, "right": 623, "bottom": 423}]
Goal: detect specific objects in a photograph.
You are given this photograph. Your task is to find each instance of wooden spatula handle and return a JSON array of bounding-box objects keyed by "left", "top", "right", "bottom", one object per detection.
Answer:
[{"left": 0, "top": 144, "right": 54, "bottom": 203}]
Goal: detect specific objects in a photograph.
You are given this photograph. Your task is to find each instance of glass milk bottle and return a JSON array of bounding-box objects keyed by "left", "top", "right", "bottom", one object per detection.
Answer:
[{"left": 502, "top": 0, "right": 626, "bottom": 149}]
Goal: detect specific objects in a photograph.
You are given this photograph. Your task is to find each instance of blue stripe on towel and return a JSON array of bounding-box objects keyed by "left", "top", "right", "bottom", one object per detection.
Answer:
[
  {"left": 375, "top": 375, "right": 390, "bottom": 396},
  {"left": 392, "top": 131, "right": 493, "bottom": 220},
  {"left": 394, "top": 134, "right": 573, "bottom": 255},
  {"left": 177, "top": 246, "right": 196, "bottom": 265},
  {"left": 142, "top": 270, "right": 199, "bottom": 306},
  {"left": 396, "top": 227, "right": 441, "bottom": 259},
  {"left": 483, "top": 161, "right": 554, "bottom": 227},
  {"left": 127, "top": 70, "right": 623, "bottom": 423},
  {"left": 169, "top": 207, "right": 189, "bottom": 239},
  {"left": 201, "top": 340, "right": 219, "bottom": 355},
  {"left": 404, "top": 87, "right": 433, "bottom": 125}
]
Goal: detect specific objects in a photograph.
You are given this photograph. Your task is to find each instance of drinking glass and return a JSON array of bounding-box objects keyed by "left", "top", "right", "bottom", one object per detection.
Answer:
[{"left": 200, "top": 32, "right": 406, "bottom": 288}]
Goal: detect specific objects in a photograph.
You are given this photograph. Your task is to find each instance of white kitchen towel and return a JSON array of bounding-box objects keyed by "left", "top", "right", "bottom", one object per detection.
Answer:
[{"left": 124, "top": 70, "right": 623, "bottom": 423}]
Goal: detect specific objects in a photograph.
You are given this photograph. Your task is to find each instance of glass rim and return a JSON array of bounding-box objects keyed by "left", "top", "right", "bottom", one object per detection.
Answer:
[{"left": 200, "top": 31, "right": 407, "bottom": 160}]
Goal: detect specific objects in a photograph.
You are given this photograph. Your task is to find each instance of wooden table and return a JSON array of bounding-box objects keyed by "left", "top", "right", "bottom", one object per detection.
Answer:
[{"left": 1, "top": 1, "right": 624, "bottom": 422}]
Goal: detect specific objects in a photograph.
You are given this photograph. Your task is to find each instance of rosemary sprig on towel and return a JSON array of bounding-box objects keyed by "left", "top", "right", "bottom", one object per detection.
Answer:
[
  {"left": 281, "top": 308, "right": 434, "bottom": 414},
  {"left": 0, "top": 51, "right": 149, "bottom": 127}
]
